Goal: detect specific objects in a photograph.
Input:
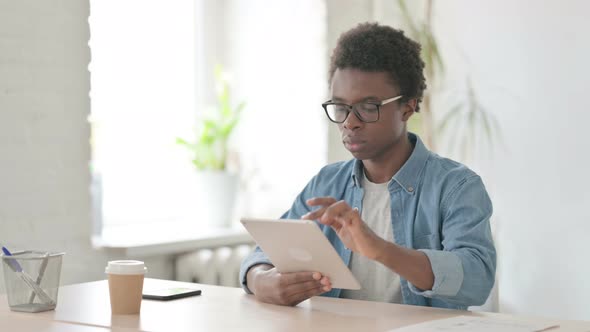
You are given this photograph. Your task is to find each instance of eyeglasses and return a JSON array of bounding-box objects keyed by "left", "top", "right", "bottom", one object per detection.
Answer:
[{"left": 322, "top": 95, "right": 404, "bottom": 123}]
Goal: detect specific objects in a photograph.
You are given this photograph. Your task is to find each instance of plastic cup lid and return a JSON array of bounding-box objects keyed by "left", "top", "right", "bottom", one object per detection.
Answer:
[{"left": 105, "top": 260, "right": 147, "bottom": 275}]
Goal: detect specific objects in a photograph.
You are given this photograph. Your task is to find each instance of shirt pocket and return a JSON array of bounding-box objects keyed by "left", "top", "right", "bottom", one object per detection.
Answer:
[{"left": 412, "top": 233, "right": 440, "bottom": 250}]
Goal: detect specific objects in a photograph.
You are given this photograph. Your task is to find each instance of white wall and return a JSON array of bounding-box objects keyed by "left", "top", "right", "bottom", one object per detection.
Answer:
[
  {"left": 325, "top": 0, "right": 376, "bottom": 163},
  {"left": 223, "top": 0, "right": 329, "bottom": 218},
  {"left": 0, "top": 0, "right": 174, "bottom": 293},
  {"left": 0, "top": 0, "right": 102, "bottom": 292},
  {"left": 434, "top": 0, "right": 590, "bottom": 321},
  {"left": 326, "top": 0, "right": 590, "bottom": 321}
]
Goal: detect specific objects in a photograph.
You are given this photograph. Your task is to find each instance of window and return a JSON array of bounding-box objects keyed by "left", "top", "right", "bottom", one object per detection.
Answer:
[{"left": 90, "top": 0, "right": 327, "bottom": 235}]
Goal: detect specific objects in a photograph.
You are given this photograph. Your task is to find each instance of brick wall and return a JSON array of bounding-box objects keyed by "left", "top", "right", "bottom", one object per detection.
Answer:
[
  {"left": 0, "top": 1, "right": 176, "bottom": 295},
  {"left": 0, "top": 0, "right": 110, "bottom": 293}
]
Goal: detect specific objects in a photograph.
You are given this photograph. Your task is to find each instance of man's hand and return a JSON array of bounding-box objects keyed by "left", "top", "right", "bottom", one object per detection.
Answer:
[
  {"left": 302, "top": 197, "right": 435, "bottom": 291},
  {"left": 246, "top": 264, "right": 332, "bottom": 306},
  {"left": 301, "top": 197, "right": 386, "bottom": 260}
]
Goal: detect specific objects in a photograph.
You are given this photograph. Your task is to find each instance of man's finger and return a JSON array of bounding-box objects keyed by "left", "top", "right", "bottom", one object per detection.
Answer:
[
  {"left": 319, "top": 275, "right": 331, "bottom": 286},
  {"left": 341, "top": 208, "right": 361, "bottom": 227},
  {"left": 317, "top": 212, "right": 343, "bottom": 232},
  {"left": 323, "top": 200, "right": 353, "bottom": 218},
  {"left": 281, "top": 271, "right": 319, "bottom": 286},
  {"left": 320, "top": 200, "right": 352, "bottom": 229},
  {"left": 284, "top": 279, "right": 323, "bottom": 296},
  {"left": 301, "top": 206, "right": 328, "bottom": 221}
]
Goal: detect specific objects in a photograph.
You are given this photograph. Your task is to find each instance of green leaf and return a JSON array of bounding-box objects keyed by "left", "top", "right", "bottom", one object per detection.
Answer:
[
  {"left": 176, "top": 137, "right": 194, "bottom": 148},
  {"left": 219, "top": 84, "right": 231, "bottom": 118},
  {"left": 203, "top": 119, "right": 221, "bottom": 132},
  {"left": 177, "top": 64, "right": 246, "bottom": 171},
  {"left": 479, "top": 106, "right": 493, "bottom": 141},
  {"left": 198, "top": 129, "right": 216, "bottom": 146},
  {"left": 220, "top": 118, "right": 239, "bottom": 139},
  {"left": 407, "top": 112, "right": 423, "bottom": 136},
  {"left": 426, "top": 31, "right": 445, "bottom": 74},
  {"left": 214, "top": 64, "right": 223, "bottom": 83},
  {"left": 436, "top": 103, "right": 463, "bottom": 137},
  {"left": 398, "top": 0, "right": 419, "bottom": 38},
  {"left": 235, "top": 101, "right": 246, "bottom": 116}
]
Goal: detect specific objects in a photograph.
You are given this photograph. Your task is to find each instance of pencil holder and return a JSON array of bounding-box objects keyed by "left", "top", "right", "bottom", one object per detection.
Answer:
[{"left": 1, "top": 250, "right": 65, "bottom": 313}]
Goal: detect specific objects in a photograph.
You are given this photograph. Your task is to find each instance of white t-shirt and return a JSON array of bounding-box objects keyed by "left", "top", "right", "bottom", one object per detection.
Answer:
[{"left": 339, "top": 170, "right": 402, "bottom": 303}]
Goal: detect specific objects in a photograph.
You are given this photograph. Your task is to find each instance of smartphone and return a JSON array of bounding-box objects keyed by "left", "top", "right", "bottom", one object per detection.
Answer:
[{"left": 142, "top": 287, "right": 202, "bottom": 301}]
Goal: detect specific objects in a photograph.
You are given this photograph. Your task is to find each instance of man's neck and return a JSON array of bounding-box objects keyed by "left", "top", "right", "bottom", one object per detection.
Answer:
[{"left": 362, "top": 134, "right": 414, "bottom": 184}]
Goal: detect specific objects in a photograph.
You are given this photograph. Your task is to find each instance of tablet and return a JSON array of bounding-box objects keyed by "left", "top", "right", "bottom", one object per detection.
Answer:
[{"left": 240, "top": 218, "right": 361, "bottom": 290}]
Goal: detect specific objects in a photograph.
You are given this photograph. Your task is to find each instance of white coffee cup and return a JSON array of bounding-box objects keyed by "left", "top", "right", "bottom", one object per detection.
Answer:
[{"left": 105, "top": 260, "right": 147, "bottom": 315}]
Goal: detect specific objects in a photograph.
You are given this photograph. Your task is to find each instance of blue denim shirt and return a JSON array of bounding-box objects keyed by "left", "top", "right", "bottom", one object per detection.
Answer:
[{"left": 240, "top": 133, "right": 496, "bottom": 310}]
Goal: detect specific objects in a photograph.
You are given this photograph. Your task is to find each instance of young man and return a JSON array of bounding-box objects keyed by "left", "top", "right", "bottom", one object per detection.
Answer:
[{"left": 239, "top": 23, "right": 495, "bottom": 310}]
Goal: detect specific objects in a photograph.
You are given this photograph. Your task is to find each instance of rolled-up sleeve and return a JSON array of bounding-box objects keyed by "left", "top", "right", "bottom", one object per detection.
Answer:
[
  {"left": 409, "top": 249, "right": 464, "bottom": 297},
  {"left": 239, "top": 248, "right": 272, "bottom": 294},
  {"left": 408, "top": 175, "right": 496, "bottom": 307}
]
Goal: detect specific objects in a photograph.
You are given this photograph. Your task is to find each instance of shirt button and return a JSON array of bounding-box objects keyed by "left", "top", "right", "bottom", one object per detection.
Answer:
[{"left": 408, "top": 186, "right": 414, "bottom": 192}]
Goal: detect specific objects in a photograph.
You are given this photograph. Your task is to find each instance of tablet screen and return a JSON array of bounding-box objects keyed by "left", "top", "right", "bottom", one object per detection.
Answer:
[{"left": 241, "top": 218, "right": 360, "bottom": 290}]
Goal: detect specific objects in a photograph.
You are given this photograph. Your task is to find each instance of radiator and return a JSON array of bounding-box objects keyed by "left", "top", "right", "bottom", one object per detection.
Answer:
[{"left": 175, "top": 244, "right": 256, "bottom": 287}]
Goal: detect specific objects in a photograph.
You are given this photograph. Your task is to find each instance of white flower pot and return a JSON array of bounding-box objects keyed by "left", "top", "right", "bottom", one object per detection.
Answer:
[{"left": 192, "top": 170, "right": 238, "bottom": 228}]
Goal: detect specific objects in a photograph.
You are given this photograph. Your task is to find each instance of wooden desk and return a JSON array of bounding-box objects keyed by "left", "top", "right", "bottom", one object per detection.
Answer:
[
  {"left": 0, "top": 311, "right": 113, "bottom": 331},
  {"left": 1, "top": 278, "right": 589, "bottom": 331}
]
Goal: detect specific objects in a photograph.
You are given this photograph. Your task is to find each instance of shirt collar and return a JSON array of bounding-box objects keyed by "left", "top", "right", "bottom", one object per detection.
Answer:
[{"left": 350, "top": 133, "right": 430, "bottom": 194}]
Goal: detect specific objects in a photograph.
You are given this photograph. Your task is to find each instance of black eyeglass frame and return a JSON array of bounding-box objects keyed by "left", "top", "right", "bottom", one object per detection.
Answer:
[{"left": 321, "top": 95, "right": 404, "bottom": 123}]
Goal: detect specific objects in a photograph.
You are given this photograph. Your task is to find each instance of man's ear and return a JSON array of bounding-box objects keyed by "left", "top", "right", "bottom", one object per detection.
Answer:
[{"left": 402, "top": 98, "right": 417, "bottom": 122}]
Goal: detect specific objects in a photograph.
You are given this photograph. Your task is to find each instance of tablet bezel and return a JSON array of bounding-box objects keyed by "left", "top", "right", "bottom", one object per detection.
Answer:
[{"left": 241, "top": 218, "right": 361, "bottom": 290}]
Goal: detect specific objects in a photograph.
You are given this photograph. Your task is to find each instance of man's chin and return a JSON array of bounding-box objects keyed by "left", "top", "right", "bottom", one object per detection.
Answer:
[{"left": 347, "top": 149, "right": 369, "bottom": 160}]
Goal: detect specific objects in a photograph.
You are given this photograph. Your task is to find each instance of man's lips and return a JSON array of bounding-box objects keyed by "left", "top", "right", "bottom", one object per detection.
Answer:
[
  {"left": 343, "top": 135, "right": 365, "bottom": 144},
  {"left": 343, "top": 137, "right": 366, "bottom": 151}
]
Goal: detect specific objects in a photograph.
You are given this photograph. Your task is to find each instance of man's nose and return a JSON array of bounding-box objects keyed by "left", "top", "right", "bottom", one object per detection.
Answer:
[{"left": 343, "top": 109, "right": 362, "bottom": 130}]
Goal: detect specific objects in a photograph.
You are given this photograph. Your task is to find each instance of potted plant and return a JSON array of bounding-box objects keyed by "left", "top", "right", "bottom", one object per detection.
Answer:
[
  {"left": 397, "top": 0, "right": 501, "bottom": 160},
  {"left": 176, "top": 65, "right": 245, "bottom": 227}
]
